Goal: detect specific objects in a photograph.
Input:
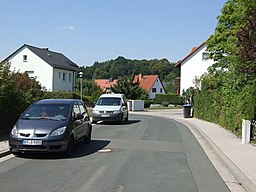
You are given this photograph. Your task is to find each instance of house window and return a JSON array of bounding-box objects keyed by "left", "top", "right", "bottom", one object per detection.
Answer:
[
  {"left": 23, "top": 55, "right": 27, "bottom": 62},
  {"left": 160, "top": 88, "right": 163, "bottom": 93},
  {"left": 59, "top": 72, "right": 61, "bottom": 79},
  {"left": 202, "top": 52, "right": 209, "bottom": 60},
  {"left": 69, "top": 73, "right": 72, "bottom": 82},
  {"left": 25, "top": 71, "right": 34, "bottom": 78},
  {"left": 63, "top": 73, "right": 66, "bottom": 81},
  {"left": 152, "top": 88, "right": 156, "bottom": 93}
]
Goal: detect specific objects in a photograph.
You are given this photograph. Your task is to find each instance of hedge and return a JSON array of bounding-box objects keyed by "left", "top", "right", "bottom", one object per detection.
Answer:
[{"left": 153, "top": 94, "right": 184, "bottom": 105}]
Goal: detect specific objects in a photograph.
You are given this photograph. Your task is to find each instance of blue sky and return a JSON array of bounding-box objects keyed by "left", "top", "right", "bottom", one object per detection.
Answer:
[{"left": 0, "top": 0, "right": 226, "bottom": 66}]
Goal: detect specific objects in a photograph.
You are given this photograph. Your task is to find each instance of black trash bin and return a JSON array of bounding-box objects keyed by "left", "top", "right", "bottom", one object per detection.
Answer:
[{"left": 183, "top": 104, "right": 193, "bottom": 118}]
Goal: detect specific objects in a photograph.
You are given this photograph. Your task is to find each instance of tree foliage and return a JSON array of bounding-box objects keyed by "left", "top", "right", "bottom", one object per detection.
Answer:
[
  {"left": 112, "top": 75, "right": 148, "bottom": 100},
  {"left": 236, "top": 5, "right": 256, "bottom": 75},
  {"left": 195, "top": 0, "right": 256, "bottom": 136},
  {"left": 79, "top": 56, "right": 179, "bottom": 82},
  {"left": 0, "top": 63, "right": 44, "bottom": 134}
]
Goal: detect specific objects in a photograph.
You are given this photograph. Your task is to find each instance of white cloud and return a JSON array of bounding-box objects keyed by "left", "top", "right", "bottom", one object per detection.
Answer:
[{"left": 63, "top": 25, "right": 75, "bottom": 31}]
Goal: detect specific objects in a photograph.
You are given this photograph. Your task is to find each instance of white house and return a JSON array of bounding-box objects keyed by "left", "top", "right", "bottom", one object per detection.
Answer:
[
  {"left": 134, "top": 74, "right": 166, "bottom": 99},
  {"left": 176, "top": 41, "right": 215, "bottom": 94},
  {"left": 2, "top": 44, "right": 78, "bottom": 92}
]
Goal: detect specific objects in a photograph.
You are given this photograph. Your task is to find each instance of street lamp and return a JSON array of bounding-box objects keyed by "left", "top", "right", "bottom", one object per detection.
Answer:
[{"left": 79, "top": 71, "right": 83, "bottom": 101}]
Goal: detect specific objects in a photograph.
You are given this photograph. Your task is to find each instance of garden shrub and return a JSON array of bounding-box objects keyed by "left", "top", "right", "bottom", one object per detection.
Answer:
[{"left": 154, "top": 94, "right": 183, "bottom": 105}]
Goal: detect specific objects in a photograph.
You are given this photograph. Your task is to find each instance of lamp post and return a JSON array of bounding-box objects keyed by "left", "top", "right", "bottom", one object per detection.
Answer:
[{"left": 79, "top": 71, "right": 83, "bottom": 101}]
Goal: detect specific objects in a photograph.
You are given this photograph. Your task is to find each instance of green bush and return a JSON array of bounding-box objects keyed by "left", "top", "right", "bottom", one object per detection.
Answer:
[
  {"left": 162, "top": 101, "right": 169, "bottom": 107},
  {"left": 144, "top": 100, "right": 153, "bottom": 108},
  {"left": 194, "top": 76, "right": 256, "bottom": 136},
  {"left": 154, "top": 94, "right": 183, "bottom": 105}
]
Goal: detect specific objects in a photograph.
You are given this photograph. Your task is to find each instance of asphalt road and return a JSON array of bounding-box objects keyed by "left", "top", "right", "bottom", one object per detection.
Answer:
[{"left": 0, "top": 114, "right": 229, "bottom": 192}]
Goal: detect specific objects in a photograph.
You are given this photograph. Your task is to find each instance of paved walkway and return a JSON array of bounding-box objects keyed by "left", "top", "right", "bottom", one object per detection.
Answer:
[{"left": 0, "top": 109, "right": 255, "bottom": 192}]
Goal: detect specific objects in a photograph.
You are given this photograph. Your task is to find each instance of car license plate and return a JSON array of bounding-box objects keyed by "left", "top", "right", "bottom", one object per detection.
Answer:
[
  {"left": 22, "top": 140, "right": 42, "bottom": 145},
  {"left": 101, "top": 114, "right": 110, "bottom": 117}
]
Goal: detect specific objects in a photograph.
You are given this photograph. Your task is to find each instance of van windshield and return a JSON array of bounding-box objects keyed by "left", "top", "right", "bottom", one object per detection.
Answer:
[
  {"left": 22, "top": 103, "right": 70, "bottom": 121},
  {"left": 96, "top": 98, "right": 121, "bottom": 106}
]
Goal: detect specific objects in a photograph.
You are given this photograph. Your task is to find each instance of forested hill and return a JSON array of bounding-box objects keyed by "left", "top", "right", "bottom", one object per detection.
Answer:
[{"left": 79, "top": 56, "right": 179, "bottom": 81}]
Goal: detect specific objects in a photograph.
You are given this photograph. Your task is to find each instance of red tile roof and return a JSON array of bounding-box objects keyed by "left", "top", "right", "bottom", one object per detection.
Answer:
[
  {"left": 175, "top": 41, "right": 206, "bottom": 68},
  {"left": 134, "top": 74, "right": 159, "bottom": 92},
  {"left": 95, "top": 79, "right": 117, "bottom": 89},
  {"left": 95, "top": 74, "right": 165, "bottom": 93}
]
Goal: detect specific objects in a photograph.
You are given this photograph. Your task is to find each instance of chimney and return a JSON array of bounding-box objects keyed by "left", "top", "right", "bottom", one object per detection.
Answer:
[
  {"left": 109, "top": 78, "right": 113, "bottom": 82},
  {"left": 139, "top": 74, "right": 143, "bottom": 81}
]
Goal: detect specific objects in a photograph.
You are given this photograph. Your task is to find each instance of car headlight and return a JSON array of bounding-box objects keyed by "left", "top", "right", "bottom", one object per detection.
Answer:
[
  {"left": 11, "top": 125, "right": 18, "bottom": 136},
  {"left": 113, "top": 110, "right": 121, "bottom": 114},
  {"left": 92, "top": 109, "right": 100, "bottom": 114},
  {"left": 50, "top": 126, "right": 66, "bottom": 136}
]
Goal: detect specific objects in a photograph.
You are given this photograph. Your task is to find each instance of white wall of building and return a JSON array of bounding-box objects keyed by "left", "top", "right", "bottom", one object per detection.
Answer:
[
  {"left": 7, "top": 47, "right": 76, "bottom": 92},
  {"left": 53, "top": 68, "right": 76, "bottom": 92},
  {"left": 180, "top": 44, "right": 214, "bottom": 94},
  {"left": 149, "top": 77, "right": 166, "bottom": 99},
  {"left": 9, "top": 47, "right": 54, "bottom": 91}
]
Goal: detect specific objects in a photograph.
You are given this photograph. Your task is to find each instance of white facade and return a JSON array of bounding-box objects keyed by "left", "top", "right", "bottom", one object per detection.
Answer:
[
  {"left": 53, "top": 68, "right": 76, "bottom": 92},
  {"left": 149, "top": 77, "right": 166, "bottom": 99},
  {"left": 179, "top": 44, "right": 214, "bottom": 94},
  {"left": 6, "top": 46, "right": 76, "bottom": 92}
]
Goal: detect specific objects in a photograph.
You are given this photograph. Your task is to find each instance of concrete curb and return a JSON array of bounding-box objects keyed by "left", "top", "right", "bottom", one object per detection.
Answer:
[
  {"left": 0, "top": 149, "right": 11, "bottom": 158},
  {"left": 181, "top": 120, "right": 256, "bottom": 192}
]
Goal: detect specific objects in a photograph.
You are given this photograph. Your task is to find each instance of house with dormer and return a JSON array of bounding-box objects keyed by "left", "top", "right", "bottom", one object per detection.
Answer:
[
  {"left": 176, "top": 41, "right": 215, "bottom": 95},
  {"left": 2, "top": 44, "right": 78, "bottom": 92}
]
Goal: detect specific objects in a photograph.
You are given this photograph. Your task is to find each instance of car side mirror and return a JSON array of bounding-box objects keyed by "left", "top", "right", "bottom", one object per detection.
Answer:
[{"left": 74, "top": 113, "right": 83, "bottom": 121}]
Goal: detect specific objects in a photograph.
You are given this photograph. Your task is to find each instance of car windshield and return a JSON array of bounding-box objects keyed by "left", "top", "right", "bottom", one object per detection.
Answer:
[
  {"left": 96, "top": 97, "right": 121, "bottom": 106},
  {"left": 22, "top": 103, "right": 70, "bottom": 121}
]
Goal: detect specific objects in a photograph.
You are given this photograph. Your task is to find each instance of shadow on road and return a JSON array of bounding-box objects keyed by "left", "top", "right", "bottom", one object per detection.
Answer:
[{"left": 17, "top": 139, "right": 110, "bottom": 160}]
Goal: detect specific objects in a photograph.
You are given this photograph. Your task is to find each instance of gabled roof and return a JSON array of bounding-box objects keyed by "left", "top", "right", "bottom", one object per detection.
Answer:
[
  {"left": 95, "top": 74, "right": 166, "bottom": 94},
  {"left": 2, "top": 44, "right": 78, "bottom": 71},
  {"left": 95, "top": 79, "right": 118, "bottom": 89},
  {"left": 175, "top": 41, "right": 206, "bottom": 68},
  {"left": 134, "top": 74, "right": 165, "bottom": 93}
]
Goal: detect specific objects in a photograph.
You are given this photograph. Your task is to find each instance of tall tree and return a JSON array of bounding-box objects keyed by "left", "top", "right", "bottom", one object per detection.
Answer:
[
  {"left": 194, "top": 0, "right": 256, "bottom": 134},
  {"left": 236, "top": 5, "right": 256, "bottom": 75},
  {"left": 112, "top": 75, "right": 148, "bottom": 100}
]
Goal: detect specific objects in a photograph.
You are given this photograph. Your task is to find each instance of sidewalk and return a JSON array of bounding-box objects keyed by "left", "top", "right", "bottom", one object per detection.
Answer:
[{"left": 0, "top": 109, "right": 256, "bottom": 191}]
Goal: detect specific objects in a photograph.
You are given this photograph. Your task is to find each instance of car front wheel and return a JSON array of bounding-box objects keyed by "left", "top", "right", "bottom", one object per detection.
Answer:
[
  {"left": 66, "top": 135, "right": 74, "bottom": 155},
  {"left": 83, "top": 126, "right": 92, "bottom": 144}
]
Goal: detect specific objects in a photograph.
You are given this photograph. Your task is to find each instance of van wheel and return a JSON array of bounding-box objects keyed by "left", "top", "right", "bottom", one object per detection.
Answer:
[
  {"left": 66, "top": 135, "right": 74, "bottom": 155},
  {"left": 119, "top": 114, "right": 123, "bottom": 123},
  {"left": 124, "top": 113, "right": 128, "bottom": 122}
]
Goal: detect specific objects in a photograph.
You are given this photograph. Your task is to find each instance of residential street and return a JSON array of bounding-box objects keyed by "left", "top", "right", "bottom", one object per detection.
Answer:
[{"left": 0, "top": 113, "right": 230, "bottom": 192}]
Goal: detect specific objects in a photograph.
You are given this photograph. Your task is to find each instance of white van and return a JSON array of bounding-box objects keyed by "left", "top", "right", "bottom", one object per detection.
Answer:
[{"left": 92, "top": 93, "right": 128, "bottom": 123}]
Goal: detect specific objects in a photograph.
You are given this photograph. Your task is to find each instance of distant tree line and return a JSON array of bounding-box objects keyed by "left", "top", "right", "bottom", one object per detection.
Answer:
[
  {"left": 79, "top": 57, "right": 178, "bottom": 81},
  {"left": 78, "top": 56, "right": 180, "bottom": 95}
]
